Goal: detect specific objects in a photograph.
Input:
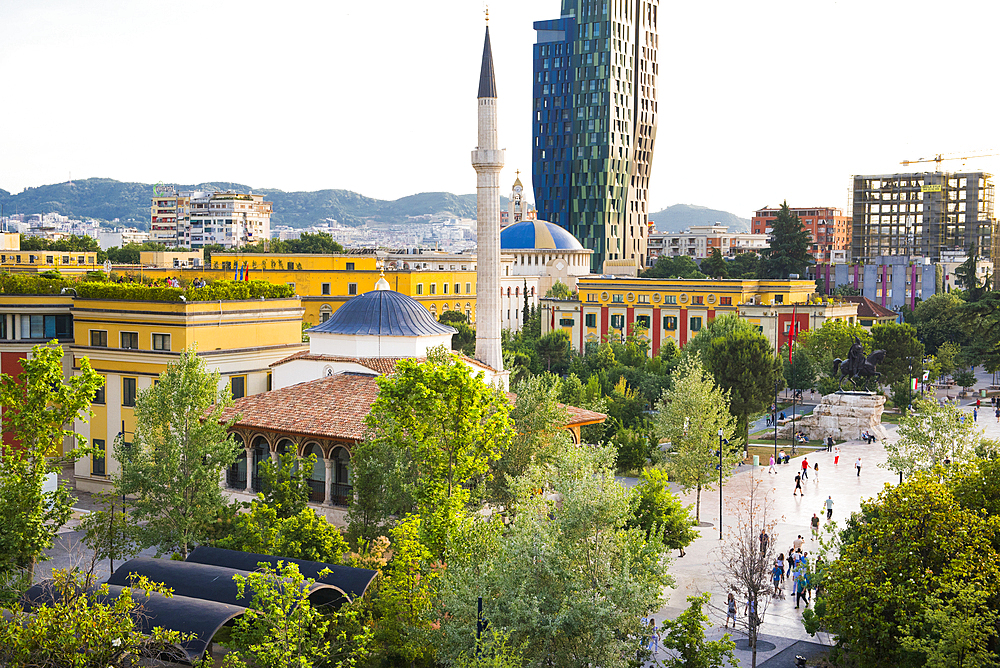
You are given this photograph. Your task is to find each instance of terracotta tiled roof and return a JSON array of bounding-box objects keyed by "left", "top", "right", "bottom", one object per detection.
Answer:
[
  {"left": 270, "top": 352, "right": 412, "bottom": 376},
  {"left": 221, "top": 373, "right": 381, "bottom": 442},
  {"left": 506, "top": 392, "right": 608, "bottom": 427},
  {"left": 843, "top": 296, "right": 896, "bottom": 319},
  {"left": 224, "top": 375, "right": 608, "bottom": 442}
]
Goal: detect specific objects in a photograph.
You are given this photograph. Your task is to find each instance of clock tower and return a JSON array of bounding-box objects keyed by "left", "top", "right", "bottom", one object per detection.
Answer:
[{"left": 510, "top": 171, "right": 525, "bottom": 223}]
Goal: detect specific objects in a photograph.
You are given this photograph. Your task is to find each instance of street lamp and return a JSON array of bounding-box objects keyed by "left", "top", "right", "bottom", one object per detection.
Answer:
[
  {"left": 717, "top": 428, "right": 727, "bottom": 541},
  {"left": 774, "top": 380, "right": 780, "bottom": 463}
]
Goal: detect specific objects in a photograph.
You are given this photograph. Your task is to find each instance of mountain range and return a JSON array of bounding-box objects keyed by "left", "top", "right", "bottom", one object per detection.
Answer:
[{"left": 0, "top": 178, "right": 749, "bottom": 233}]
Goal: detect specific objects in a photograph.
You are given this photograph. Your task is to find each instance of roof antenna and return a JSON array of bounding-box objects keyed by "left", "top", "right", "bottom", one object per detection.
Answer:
[{"left": 485, "top": 4, "right": 489, "bottom": 22}]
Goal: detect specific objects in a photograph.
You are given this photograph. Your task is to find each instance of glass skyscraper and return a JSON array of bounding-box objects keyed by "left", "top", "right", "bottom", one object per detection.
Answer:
[{"left": 532, "top": 0, "right": 659, "bottom": 273}]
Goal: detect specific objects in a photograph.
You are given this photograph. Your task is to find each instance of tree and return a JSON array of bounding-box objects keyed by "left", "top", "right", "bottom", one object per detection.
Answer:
[
  {"left": 522, "top": 280, "right": 530, "bottom": 326},
  {"left": 359, "top": 351, "right": 513, "bottom": 558},
  {"left": 912, "top": 293, "right": 969, "bottom": 354},
  {"left": 889, "top": 380, "right": 917, "bottom": 416},
  {"left": 659, "top": 594, "right": 737, "bottom": 668},
  {"left": 870, "top": 322, "right": 924, "bottom": 387},
  {"left": 115, "top": 350, "right": 240, "bottom": 558},
  {"left": 642, "top": 255, "right": 706, "bottom": 279},
  {"left": 0, "top": 342, "right": 103, "bottom": 578},
  {"left": 899, "top": 581, "right": 999, "bottom": 668},
  {"left": 258, "top": 452, "right": 313, "bottom": 519},
  {"left": 535, "top": 330, "right": 570, "bottom": 373},
  {"left": 79, "top": 491, "right": 141, "bottom": 573},
  {"left": 832, "top": 283, "right": 861, "bottom": 296},
  {"left": 782, "top": 344, "right": 818, "bottom": 392},
  {"left": 216, "top": 500, "right": 350, "bottom": 563},
  {"left": 544, "top": 281, "right": 572, "bottom": 299},
  {"left": 820, "top": 474, "right": 1000, "bottom": 668},
  {"left": 714, "top": 475, "right": 779, "bottom": 668},
  {"left": 222, "top": 561, "right": 332, "bottom": 668},
  {"left": 883, "top": 398, "right": 982, "bottom": 477},
  {"left": 758, "top": 201, "right": 812, "bottom": 279},
  {"left": 935, "top": 341, "right": 961, "bottom": 379},
  {"left": 953, "top": 368, "right": 977, "bottom": 392},
  {"left": 439, "top": 310, "right": 468, "bottom": 326},
  {"left": 699, "top": 248, "right": 729, "bottom": 278},
  {"left": 705, "top": 330, "right": 785, "bottom": 445},
  {"left": 955, "top": 243, "right": 990, "bottom": 302},
  {"left": 0, "top": 569, "right": 196, "bottom": 666},
  {"left": 628, "top": 467, "right": 697, "bottom": 557},
  {"left": 438, "top": 443, "right": 672, "bottom": 668},
  {"left": 796, "top": 319, "right": 873, "bottom": 365},
  {"left": 727, "top": 252, "right": 760, "bottom": 279},
  {"left": 654, "top": 354, "right": 741, "bottom": 523},
  {"left": 676, "top": 313, "right": 756, "bottom": 370}
]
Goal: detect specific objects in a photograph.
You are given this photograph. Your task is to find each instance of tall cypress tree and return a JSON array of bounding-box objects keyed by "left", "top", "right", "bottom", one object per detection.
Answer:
[
  {"left": 522, "top": 279, "right": 530, "bottom": 326},
  {"left": 759, "top": 201, "right": 812, "bottom": 279}
]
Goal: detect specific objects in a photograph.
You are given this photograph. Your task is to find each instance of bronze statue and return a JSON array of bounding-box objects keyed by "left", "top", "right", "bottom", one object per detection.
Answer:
[{"left": 833, "top": 339, "right": 886, "bottom": 393}]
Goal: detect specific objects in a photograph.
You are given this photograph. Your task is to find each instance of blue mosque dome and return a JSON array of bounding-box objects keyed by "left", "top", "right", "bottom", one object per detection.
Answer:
[
  {"left": 308, "top": 285, "right": 456, "bottom": 337},
  {"left": 500, "top": 220, "right": 584, "bottom": 251}
]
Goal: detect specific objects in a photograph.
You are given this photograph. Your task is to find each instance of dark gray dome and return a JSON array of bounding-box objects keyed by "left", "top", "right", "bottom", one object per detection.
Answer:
[{"left": 308, "top": 289, "right": 457, "bottom": 337}]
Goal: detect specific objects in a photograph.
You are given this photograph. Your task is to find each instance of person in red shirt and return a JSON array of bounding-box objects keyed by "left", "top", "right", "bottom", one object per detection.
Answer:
[{"left": 801, "top": 458, "right": 809, "bottom": 480}]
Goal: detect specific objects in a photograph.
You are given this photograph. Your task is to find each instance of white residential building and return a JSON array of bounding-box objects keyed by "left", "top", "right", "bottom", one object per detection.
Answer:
[{"left": 151, "top": 189, "right": 272, "bottom": 249}]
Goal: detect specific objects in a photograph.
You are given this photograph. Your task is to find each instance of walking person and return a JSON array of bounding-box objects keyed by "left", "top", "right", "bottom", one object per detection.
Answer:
[
  {"left": 825, "top": 495, "right": 834, "bottom": 520},
  {"left": 834, "top": 445, "right": 840, "bottom": 466},
  {"left": 725, "top": 593, "right": 737, "bottom": 629},
  {"left": 856, "top": 457, "right": 862, "bottom": 477},
  {"left": 995, "top": 406, "right": 999, "bottom": 424},
  {"left": 813, "top": 461, "right": 820, "bottom": 482},
  {"left": 974, "top": 408, "right": 978, "bottom": 422},
  {"left": 647, "top": 618, "right": 658, "bottom": 654},
  {"left": 811, "top": 513, "right": 820, "bottom": 540},
  {"left": 801, "top": 457, "right": 809, "bottom": 480},
  {"left": 777, "top": 553, "right": 786, "bottom": 583},
  {"left": 795, "top": 567, "right": 809, "bottom": 609},
  {"left": 768, "top": 455, "right": 777, "bottom": 474},
  {"left": 771, "top": 561, "right": 783, "bottom": 597},
  {"left": 793, "top": 472, "right": 803, "bottom": 496},
  {"left": 760, "top": 529, "right": 769, "bottom": 554}
]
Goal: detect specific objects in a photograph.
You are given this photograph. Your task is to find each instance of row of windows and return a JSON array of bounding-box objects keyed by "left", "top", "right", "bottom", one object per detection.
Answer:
[
  {"left": 18, "top": 314, "right": 73, "bottom": 340},
  {"left": 90, "top": 330, "right": 170, "bottom": 351},
  {"left": 577, "top": 313, "right": 703, "bottom": 333},
  {"left": 321, "top": 283, "right": 358, "bottom": 296},
  {"left": 93, "top": 372, "right": 250, "bottom": 409},
  {"left": 0, "top": 254, "right": 91, "bottom": 264},
  {"left": 415, "top": 283, "right": 473, "bottom": 296}
]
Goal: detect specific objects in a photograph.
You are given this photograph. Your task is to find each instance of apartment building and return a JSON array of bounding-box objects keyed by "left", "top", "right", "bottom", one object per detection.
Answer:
[
  {"left": 150, "top": 189, "right": 272, "bottom": 249},
  {"left": 647, "top": 225, "right": 769, "bottom": 263},
  {"left": 752, "top": 206, "right": 850, "bottom": 263}
]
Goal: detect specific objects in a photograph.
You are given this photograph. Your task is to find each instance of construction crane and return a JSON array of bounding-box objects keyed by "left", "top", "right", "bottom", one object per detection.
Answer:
[{"left": 900, "top": 152, "right": 998, "bottom": 169}]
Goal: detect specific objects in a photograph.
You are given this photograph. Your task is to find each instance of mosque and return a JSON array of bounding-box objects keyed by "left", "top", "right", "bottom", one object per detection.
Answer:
[{"left": 219, "top": 23, "right": 605, "bottom": 525}]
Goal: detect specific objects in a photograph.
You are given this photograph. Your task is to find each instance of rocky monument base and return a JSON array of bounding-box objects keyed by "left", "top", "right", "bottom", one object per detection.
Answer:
[{"left": 777, "top": 392, "right": 888, "bottom": 443}]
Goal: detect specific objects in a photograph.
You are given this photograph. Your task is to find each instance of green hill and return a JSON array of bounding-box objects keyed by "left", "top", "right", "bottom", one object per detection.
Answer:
[
  {"left": 0, "top": 179, "right": 487, "bottom": 229},
  {"left": 648, "top": 204, "right": 750, "bottom": 233}
]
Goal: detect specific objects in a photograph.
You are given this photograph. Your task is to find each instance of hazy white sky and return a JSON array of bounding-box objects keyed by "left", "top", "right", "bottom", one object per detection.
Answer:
[{"left": 3, "top": 0, "right": 1000, "bottom": 218}]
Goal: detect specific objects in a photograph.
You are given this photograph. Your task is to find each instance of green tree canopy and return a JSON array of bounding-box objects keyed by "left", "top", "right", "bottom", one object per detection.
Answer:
[
  {"left": 676, "top": 313, "right": 756, "bottom": 370},
  {"left": 871, "top": 322, "right": 925, "bottom": 387},
  {"left": 0, "top": 343, "right": 103, "bottom": 577},
  {"left": 628, "top": 467, "right": 697, "bottom": 555},
  {"left": 705, "top": 330, "right": 785, "bottom": 444},
  {"left": 654, "top": 354, "right": 741, "bottom": 522},
  {"left": 883, "top": 398, "right": 983, "bottom": 477},
  {"left": 727, "top": 252, "right": 760, "bottom": 279},
  {"left": 544, "top": 281, "right": 573, "bottom": 299},
  {"left": 782, "top": 343, "right": 818, "bottom": 391},
  {"left": 912, "top": 292, "right": 969, "bottom": 353},
  {"left": 758, "top": 201, "right": 812, "bottom": 279},
  {"left": 642, "top": 255, "right": 706, "bottom": 279},
  {"left": 115, "top": 350, "right": 240, "bottom": 558},
  {"left": 699, "top": 248, "right": 729, "bottom": 278}
]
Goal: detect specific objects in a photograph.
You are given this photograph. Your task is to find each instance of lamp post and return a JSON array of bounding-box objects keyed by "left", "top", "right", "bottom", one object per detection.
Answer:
[
  {"left": 718, "top": 428, "right": 725, "bottom": 540},
  {"left": 774, "top": 380, "right": 780, "bottom": 463}
]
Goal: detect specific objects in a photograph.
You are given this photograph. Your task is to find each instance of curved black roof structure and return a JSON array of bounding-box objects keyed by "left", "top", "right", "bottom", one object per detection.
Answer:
[
  {"left": 306, "top": 288, "right": 456, "bottom": 337},
  {"left": 22, "top": 581, "right": 243, "bottom": 663},
  {"left": 479, "top": 25, "right": 497, "bottom": 98},
  {"left": 107, "top": 557, "right": 344, "bottom": 608},
  {"left": 186, "top": 546, "right": 379, "bottom": 602}
]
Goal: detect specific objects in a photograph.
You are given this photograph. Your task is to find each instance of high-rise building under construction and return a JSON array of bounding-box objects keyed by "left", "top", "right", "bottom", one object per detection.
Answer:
[
  {"left": 852, "top": 171, "right": 996, "bottom": 264},
  {"left": 532, "top": 0, "right": 659, "bottom": 273}
]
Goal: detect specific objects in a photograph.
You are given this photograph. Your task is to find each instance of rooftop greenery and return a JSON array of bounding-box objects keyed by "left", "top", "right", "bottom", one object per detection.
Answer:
[{"left": 0, "top": 274, "right": 295, "bottom": 302}]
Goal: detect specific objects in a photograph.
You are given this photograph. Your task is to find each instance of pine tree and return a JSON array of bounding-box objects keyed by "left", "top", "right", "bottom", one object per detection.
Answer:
[{"left": 759, "top": 201, "right": 812, "bottom": 279}]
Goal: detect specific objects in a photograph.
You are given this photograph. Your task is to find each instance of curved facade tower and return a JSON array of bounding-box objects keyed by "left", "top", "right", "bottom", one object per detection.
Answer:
[{"left": 472, "top": 25, "right": 505, "bottom": 376}]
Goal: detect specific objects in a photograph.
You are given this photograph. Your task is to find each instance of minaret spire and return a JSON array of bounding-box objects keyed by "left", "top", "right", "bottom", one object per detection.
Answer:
[{"left": 472, "top": 22, "right": 506, "bottom": 385}]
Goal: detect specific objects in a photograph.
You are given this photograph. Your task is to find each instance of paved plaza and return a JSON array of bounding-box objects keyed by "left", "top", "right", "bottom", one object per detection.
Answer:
[{"left": 646, "top": 385, "right": 998, "bottom": 667}]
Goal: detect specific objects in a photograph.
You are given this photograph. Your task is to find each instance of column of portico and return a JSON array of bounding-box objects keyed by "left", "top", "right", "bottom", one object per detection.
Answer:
[
  {"left": 244, "top": 446, "right": 253, "bottom": 494},
  {"left": 323, "top": 456, "right": 335, "bottom": 506}
]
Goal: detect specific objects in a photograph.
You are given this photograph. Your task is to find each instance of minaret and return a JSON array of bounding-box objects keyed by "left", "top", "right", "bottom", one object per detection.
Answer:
[{"left": 472, "top": 20, "right": 505, "bottom": 378}]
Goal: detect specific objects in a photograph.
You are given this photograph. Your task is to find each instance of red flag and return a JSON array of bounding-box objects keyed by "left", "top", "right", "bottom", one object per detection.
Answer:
[{"left": 788, "top": 305, "right": 797, "bottom": 363}]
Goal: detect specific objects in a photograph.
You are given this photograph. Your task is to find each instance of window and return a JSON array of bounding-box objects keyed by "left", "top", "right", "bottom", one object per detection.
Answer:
[
  {"left": 152, "top": 333, "right": 170, "bottom": 351},
  {"left": 430, "top": 284, "right": 437, "bottom": 295},
  {"left": 320, "top": 304, "right": 333, "bottom": 322},
  {"left": 692, "top": 295, "right": 704, "bottom": 305},
  {"left": 92, "top": 439, "right": 106, "bottom": 477},
  {"left": 720, "top": 297, "right": 732, "bottom": 306},
  {"left": 774, "top": 294, "right": 784, "bottom": 304},
  {"left": 665, "top": 295, "right": 677, "bottom": 304},
  {"left": 585, "top": 313, "right": 597, "bottom": 327},
  {"left": 587, "top": 293, "right": 598, "bottom": 302},
  {"left": 465, "top": 282, "right": 472, "bottom": 294},
  {"left": 455, "top": 283, "right": 460, "bottom": 295},
  {"left": 443, "top": 283, "right": 449, "bottom": 294},
  {"left": 664, "top": 316, "right": 677, "bottom": 331},
  {"left": 231, "top": 376, "right": 246, "bottom": 400},
  {"left": 610, "top": 314, "right": 625, "bottom": 329},
  {"left": 612, "top": 294, "right": 624, "bottom": 303},
  {"left": 416, "top": 284, "right": 423, "bottom": 295},
  {"left": 348, "top": 283, "right": 357, "bottom": 296},
  {"left": 636, "top": 315, "right": 651, "bottom": 329},
  {"left": 321, "top": 283, "right": 331, "bottom": 295},
  {"left": 120, "top": 332, "right": 139, "bottom": 349},
  {"left": 345, "top": 262, "right": 355, "bottom": 271},
  {"left": 94, "top": 377, "right": 106, "bottom": 405},
  {"left": 690, "top": 317, "right": 703, "bottom": 332},
  {"left": 122, "top": 377, "right": 137, "bottom": 407},
  {"left": 559, "top": 318, "right": 575, "bottom": 326},
  {"left": 267, "top": 372, "right": 272, "bottom": 392}
]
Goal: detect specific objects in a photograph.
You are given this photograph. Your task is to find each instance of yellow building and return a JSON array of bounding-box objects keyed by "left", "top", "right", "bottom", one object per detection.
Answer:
[
  {"left": 67, "top": 293, "right": 305, "bottom": 492},
  {"left": 541, "top": 277, "right": 817, "bottom": 355},
  {"left": 142, "top": 252, "right": 483, "bottom": 328},
  {"left": 0, "top": 250, "right": 99, "bottom": 271}
]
